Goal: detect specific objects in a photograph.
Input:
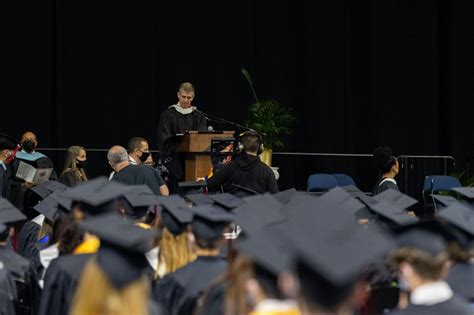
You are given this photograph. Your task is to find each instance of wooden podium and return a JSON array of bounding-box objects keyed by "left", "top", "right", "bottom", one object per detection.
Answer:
[{"left": 175, "top": 131, "right": 235, "bottom": 181}]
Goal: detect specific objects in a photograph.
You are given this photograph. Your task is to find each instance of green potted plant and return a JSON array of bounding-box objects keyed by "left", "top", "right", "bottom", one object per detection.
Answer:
[{"left": 242, "top": 68, "right": 295, "bottom": 166}]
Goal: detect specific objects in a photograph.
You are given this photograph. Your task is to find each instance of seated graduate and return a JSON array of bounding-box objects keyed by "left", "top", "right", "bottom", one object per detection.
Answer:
[
  {"left": 69, "top": 213, "right": 162, "bottom": 315},
  {"left": 0, "top": 133, "right": 18, "bottom": 199},
  {"left": 153, "top": 206, "right": 233, "bottom": 315},
  {"left": 157, "top": 82, "right": 207, "bottom": 193},
  {"left": 38, "top": 178, "right": 132, "bottom": 315},
  {"left": 108, "top": 145, "right": 169, "bottom": 196},
  {"left": 372, "top": 146, "right": 400, "bottom": 196},
  {"left": 0, "top": 264, "right": 16, "bottom": 315},
  {"left": 204, "top": 131, "right": 279, "bottom": 195},
  {"left": 387, "top": 229, "right": 473, "bottom": 315},
  {"left": 59, "top": 146, "right": 88, "bottom": 187},
  {"left": 0, "top": 198, "right": 40, "bottom": 315},
  {"left": 154, "top": 196, "right": 196, "bottom": 280}
]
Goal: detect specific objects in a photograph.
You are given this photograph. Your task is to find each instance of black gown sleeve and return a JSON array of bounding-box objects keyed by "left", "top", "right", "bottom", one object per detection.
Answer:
[
  {"left": 37, "top": 259, "right": 72, "bottom": 315},
  {"left": 0, "top": 268, "right": 16, "bottom": 315},
  {"left": 59, "top": 171, "right": 78, "bottom": 187},
  {"left": 205, "top": 164, "right": 232, "bottom": 192},
  {"left": 265, "top": 168, "right": 279, "bottom": 194}
]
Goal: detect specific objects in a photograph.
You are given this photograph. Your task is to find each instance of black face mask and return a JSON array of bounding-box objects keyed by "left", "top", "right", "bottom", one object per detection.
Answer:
[
  {"left": 21, "top": 140, "right": 36, "bottom": 153},
  {"left": 139, "top": 151, "right": 150, "bottom": 163},
  {"left": 76, "top": 159, "right": 88, "bottom": 169}
]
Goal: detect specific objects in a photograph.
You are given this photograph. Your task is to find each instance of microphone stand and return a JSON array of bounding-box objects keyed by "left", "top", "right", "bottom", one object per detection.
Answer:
[{"left": 194, "top": 109, "right": 260, "bottom": 134}]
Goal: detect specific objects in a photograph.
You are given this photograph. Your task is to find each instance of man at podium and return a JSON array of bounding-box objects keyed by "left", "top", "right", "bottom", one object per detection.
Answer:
[{"left": 157, "top": 82, "right": 207, "bottom": 192}]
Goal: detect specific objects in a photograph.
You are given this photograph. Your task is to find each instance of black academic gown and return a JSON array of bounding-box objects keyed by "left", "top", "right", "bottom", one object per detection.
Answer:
[
  {"left": 17, "top": 220, "right": 41, "bottom": 258},
  {"left": 446, "top": 262, "right": 474, "bottom": 303},
  {"left": 372, "top": 178, "right": 399, "bottom": 196},
  {"left": 112, "top": 164, "right": 166, "bottom": 195},
  {"left": 157, "top": 107, "right": 207, "bottom": 183},
  {"left": 37, "top": 253, "right": 93, "bottom": 315},
  {"left": 0, "top": 268, "right": 16, "bottom": 315},
  {"left": 153, "top": 256, "right": 227, "bottom": 315},
  {"left": 389, "top": 296, "right": 473, "bottom": 315},
  {"left": 0, "top": 245, "right": 40, "bottom": 315},
  {"left": 0, "top": 164, "right": 10, "bottom": 198},
  {"left": 196, "top": 282, "right": 226, "bottom": 315}
]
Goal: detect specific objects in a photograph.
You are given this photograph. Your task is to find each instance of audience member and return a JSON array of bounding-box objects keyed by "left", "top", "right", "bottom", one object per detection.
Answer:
[{"left": 59, "top": 146, "right": 88, "bottom": 187}]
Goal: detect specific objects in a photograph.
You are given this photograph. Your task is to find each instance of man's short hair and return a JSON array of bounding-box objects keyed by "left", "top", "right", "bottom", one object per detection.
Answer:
[
  {"left": 388, "top": 248, "right": 448, "bottom": 280},
  {"left": 178, "top": 82, "right": 195, "bottom": 94},
  {"left": 127, "top": 137, "right": 147, "bottom": 153},
  {"left": 107, "top": 146, "right": 129, "bottom": 166},
  {"left": 241, "top": 131, "right": 262, "bottom": 153}
]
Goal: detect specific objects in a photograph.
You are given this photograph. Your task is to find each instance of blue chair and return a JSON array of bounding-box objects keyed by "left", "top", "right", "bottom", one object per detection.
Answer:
[
  {"left": 331, "top": 174, "right": 356, "bottom": 187},
  {"left": 423, "top": 175, "right": 462, "bottom": 213},
  {"left": 307, "top": 174, "right": 338, "bottom": 192}
]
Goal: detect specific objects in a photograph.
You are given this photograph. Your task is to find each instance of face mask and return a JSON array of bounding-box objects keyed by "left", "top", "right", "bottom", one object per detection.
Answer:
[
  {"left": 139, "top": 151, "right": 150, "bottom": 163},
  {"left": 21, "top": 140, "right": 36, "bottom": 153},
  {"left": 76, "top": 159, "right": 88, "bottom": 169}
]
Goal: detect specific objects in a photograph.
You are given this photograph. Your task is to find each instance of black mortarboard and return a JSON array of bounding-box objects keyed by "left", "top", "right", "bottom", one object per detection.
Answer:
[
  {"left": 438, "top": 202, "right": 474, "bottom": 237},
  {"left": 0, "top": 224, "right": 7, "bottom": 234},
  {"left": 209, "top": 193, "right": 244, "bottom": 210},
  {"left": 272, "top": 188, "right": 298, "bottom": 204},
  {"left": 80, "top": 213, "right": 160, "bottom": 288},
  {"left": 62, "top": 177, "right": 133, "bottom": 214},
  {"left": 121, "top": 185, "right": 160, "bottom": 220},
  {"left": 369, "top": 201, "right": 419, "bottom": 227},
  {"left": 230, "top": 183, "right": 259, "bottom": 198},
  {"left": 373, "top": 189, "right": 418, "bottom": 210},
  {"left": 178, "top": 181, "right": 206, "bottom": 196},
  {"left": 452, "top": 187, "right": 474, "bottom": 199},
  {"left": 185, "top": 193, "right": 215, "bottom": 206},
  {"left": 192, "top": 206, "right": 235, "bottom": 241},
  {"left": 158, "top": 195, "right": 193, "bottom": 235},
  {"left": 0, "top": 133, "right": 17, "bottom": 150},
  {"left": 319, "top": 187, "right": 366, "bottom": 215},
  {"left": 396, "top": 229, "right": 446, "bottom": 256},
  {"left": 31, "top": 180, "right": 68, "bottom": 200},
  {"left": 233, "top": 194, "right": 285, "bottom": 236},
  {"left": 431, "top": 194, "right": 460, "bottom": 208},
  {"left": 0, "top": 198, "right": 27, "bottom": 224},
  {"left": 287, "top": 197, "right": 394, "bottom": 307},
  {"left": 49, "top": 190, "right": 74, "bottom": 211},
  {"left": 33, "top": 194, "right": 64, "bottom": 222}
]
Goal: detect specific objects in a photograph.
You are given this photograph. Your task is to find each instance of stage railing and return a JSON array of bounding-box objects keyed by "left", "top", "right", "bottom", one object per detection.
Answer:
[{"left": 36, "top": 148, "right": 456, "bottom": 199}]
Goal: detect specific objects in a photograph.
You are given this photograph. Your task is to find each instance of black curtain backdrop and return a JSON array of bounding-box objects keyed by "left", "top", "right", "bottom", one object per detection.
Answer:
[{"left": 1, "top": 0, "right": 473, "bottom": 190}]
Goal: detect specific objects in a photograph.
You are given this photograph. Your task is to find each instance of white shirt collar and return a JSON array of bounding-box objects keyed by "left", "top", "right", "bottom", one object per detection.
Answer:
[
  {"left": 169, "top": 104, "right": 196, "bottom": 115},
  {"left": 145, "top": 246, "right": 159, "bottom": 272},
  {"left": 379, "top": 177, "right": 397, "bottom": 186},
  {"left": 128, "top": 155, "right": 138, "bottom": 165},
  {"left": 410, "top": 281, "right": 453, "bottom": 305}
]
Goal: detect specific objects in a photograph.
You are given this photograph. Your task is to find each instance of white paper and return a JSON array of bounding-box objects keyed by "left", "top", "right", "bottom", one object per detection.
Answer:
[{"left": 16, "top": 161, "right": 52, "bottom": 185}]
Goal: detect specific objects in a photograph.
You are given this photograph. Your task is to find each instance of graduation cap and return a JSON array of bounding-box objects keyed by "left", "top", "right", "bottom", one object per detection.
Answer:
[
  {"left": 452, "top": 187, "right": 474, "bottom": 199},
  {"left": 209, "top": 193, "right": 244, "bottom": 210},
  {"left": 158, "top": 195, "right": 193, "bottom": 235},
  {"left": 438, "top": 202, "right": 474, "bottom": 237},
  {"left": 185, "top": 193, "right": 215, "bottom": 206},
  {"left": 369, "top": 200, "right": 419, "bottom": 227},
  {"left": 178, "top": 181, "right": 206, "bottom": 196},
  {"left": 373, "top": 189, "right": 418, "bottom": 210},
  {"left": 192, "top": 206, "right": 235, "bottom": 241},
  {"left": 80, "top": 213, "right": 160, "bottom": 288},
  {"left": 121, "top": 185, "right": 160, "bottom": 220},
  {"left": 0, "top": 224, "right": 7, "bottom": 234},
  {"left": 30, "top": 180, "right": 68, "bottom": 200},
  {"left": 49, "top": 190, "right": 74, "bottom": 211},
  {"left": 396, "top": 229, "right": 446, "bottom": 257},
  {"left": 0, "top": 198, "right": 27, "bottom": 225},
  {"left": 287, "top": 197, "right": 395, "bottom": 308},
  {"left": 230, "top": 183, "right": 259, "bottom": 198},
  {"left": 62, "top": 177, "right": 133, "bottom": 215},
  {"left": 319, "top": 187, "right": 367, "bottom": 215},
  {"left": 0, "top": 133, "right": 17, "bottom": 150},
  {"left": 272, "top": 188, "right": 298, "bottom": 204},
  {"left": 431, "top": 194, "right": 460, "bottom": 208},
  {"left": 33, "top": 193, "right": 65, "bottom": 223},
  {"left": 233, "top": 194, "right": 285, "bottom": 236}
]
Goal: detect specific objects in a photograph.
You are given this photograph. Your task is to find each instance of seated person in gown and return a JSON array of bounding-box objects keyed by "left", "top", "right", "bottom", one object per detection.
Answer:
[{"left": 157, "top": 82, "right": 207, "bottom": 193}]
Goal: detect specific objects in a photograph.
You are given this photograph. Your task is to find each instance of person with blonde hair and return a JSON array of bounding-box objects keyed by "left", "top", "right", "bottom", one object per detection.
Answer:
[
  {"left": 70, "top": 213, "right": 161, "bottom": 315},
  {"left": 59, "top": 146, "right": 88, "bottom": 187}
]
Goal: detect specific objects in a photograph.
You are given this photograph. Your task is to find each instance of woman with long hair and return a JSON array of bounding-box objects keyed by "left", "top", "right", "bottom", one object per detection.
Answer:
[{"left": 59, "top": 146, "right": 88, "bottom": 187}]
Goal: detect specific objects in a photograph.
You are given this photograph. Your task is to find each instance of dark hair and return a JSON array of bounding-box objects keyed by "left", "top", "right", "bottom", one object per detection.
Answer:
[
  {"left": 373, "top": 146, "right": 397, "bottom": 175},
  {"left": 127, "top": 137, "right": 147, "bottom": 153},
  {"left": 58, "top": 213, "right": 84, "bottom": 255},
  {"left": 241, "top": 131, "right": 262, "bottom": 153},
  {"left": 0, "top": 226, "right": 11, "bottom": 242}
]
